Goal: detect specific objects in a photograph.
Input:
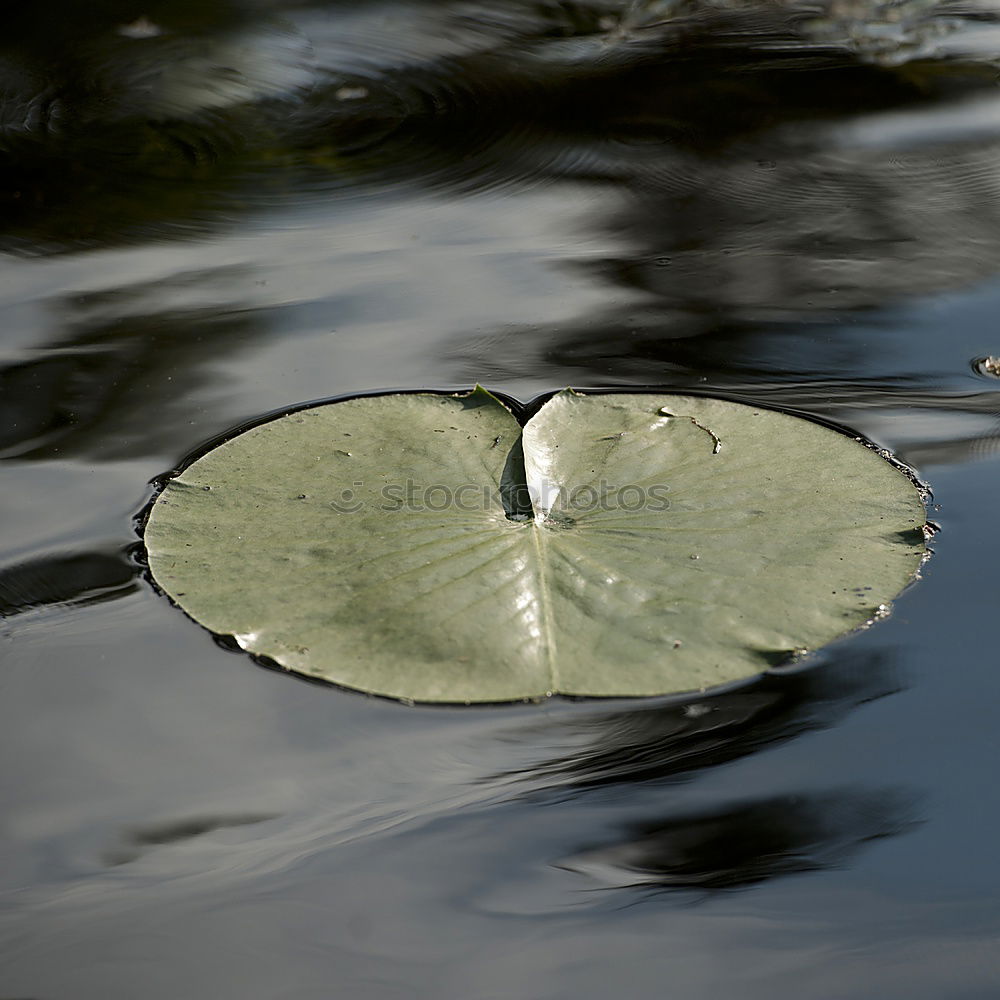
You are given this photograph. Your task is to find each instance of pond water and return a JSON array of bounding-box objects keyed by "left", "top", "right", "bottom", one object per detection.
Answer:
[{"left": 3, "top": 1, "right": 1000, "bottom": 996}]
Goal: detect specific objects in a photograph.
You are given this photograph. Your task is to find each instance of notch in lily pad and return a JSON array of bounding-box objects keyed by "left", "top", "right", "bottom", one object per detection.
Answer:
[{"left": 143, "top": 388, "right": 928, "bottom": 704}]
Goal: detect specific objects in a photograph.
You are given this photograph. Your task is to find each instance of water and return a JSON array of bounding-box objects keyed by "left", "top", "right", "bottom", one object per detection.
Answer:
[{"left": 3, "top": 1, "right": 1000, "bottom": 996}]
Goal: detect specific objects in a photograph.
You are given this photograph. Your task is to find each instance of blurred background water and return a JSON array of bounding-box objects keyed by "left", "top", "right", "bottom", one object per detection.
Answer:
[{"left": 3, "top": 1, "right": 1000, "bottom": 997}]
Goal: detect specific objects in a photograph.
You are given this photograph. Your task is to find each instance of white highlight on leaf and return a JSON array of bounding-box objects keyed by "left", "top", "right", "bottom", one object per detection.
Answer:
[{"left": 528, "top": 474, "right": 561, "bottom": 520}]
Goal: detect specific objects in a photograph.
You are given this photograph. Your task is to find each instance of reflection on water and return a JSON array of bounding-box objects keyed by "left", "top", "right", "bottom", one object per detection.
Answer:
[
  {"left": 0, "top": 549, "right": 136, "bottom": 617},
  {"left": 0, "top": 273, "right": 268, "bottom": 459},
  {"left": 3, "top": 1, "right": 999, "bottom": 461},
  {"left": 500, "top": 650, "right": 901, "bottom": 791},
  {"left": 561, "top": 787, "right": 919, "bottom": 892},
  {"left": 487, "top": 651, "right": 918, "bottom": 900},
  {"left": 104, "top": 812, "right": 278, "bottom": 866},
  {"left": 3, "top": 1, "right": 1000, "bottom": 998}
]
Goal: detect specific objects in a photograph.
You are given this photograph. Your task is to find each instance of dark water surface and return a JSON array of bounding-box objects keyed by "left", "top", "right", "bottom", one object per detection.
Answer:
[{"left": 3, "top": 2, "right": 1000, "bottom": 996}]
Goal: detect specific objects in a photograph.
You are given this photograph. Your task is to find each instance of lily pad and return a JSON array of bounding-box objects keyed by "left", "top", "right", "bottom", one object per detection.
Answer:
[{"left": 143, "top": 389, "right": 927, "bottom": 703}]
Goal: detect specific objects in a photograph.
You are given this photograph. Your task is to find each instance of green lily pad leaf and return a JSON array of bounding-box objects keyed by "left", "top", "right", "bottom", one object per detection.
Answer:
[{"left": 144, "top": 389, "right": 927, "bottom": 703}]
